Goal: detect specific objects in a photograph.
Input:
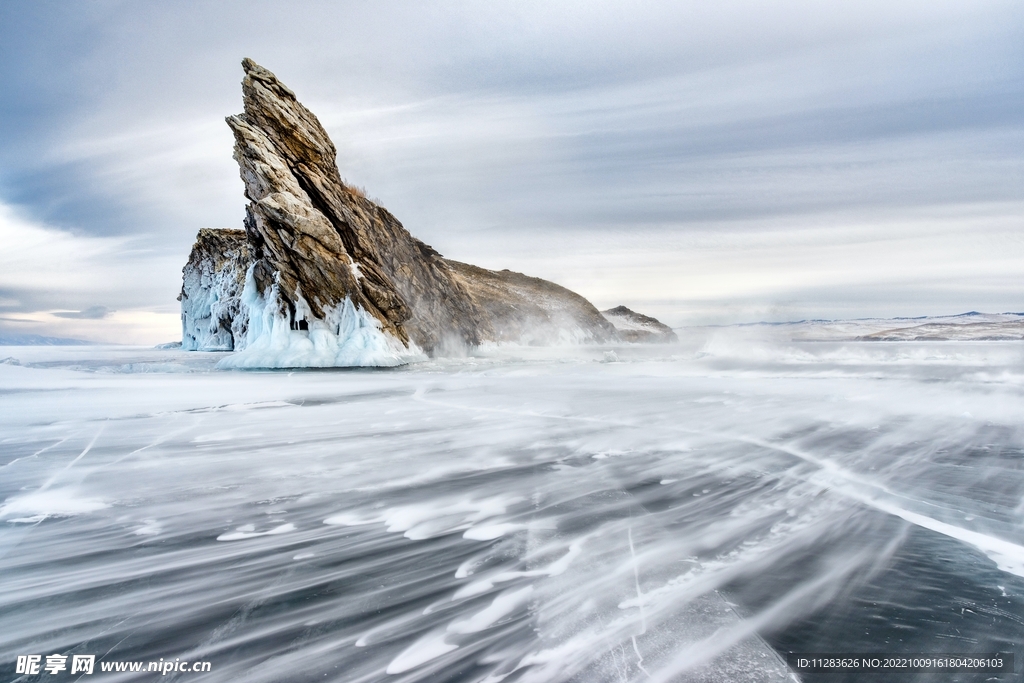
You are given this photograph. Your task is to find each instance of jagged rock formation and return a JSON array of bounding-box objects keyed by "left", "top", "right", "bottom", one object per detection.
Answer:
[
  {"left": 180, "top": 59, "right": 672, "bottom": 366},
  {"left": 225, "top": 58, "right": 486, "bottom": 356},
  {"left": 601, "top": 306, "right": 678, "bottom": 343},
  {"left": 448, "top": 261, "right": 616, "bottom": 345},
  {"left": 179, "top": 229, "right": 251, "bottom": 350}
]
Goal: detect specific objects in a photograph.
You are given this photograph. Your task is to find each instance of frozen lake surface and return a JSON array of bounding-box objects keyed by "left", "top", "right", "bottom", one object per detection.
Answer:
[{"left": 2, "top": 328, "right": 1024, "bottom": 682}]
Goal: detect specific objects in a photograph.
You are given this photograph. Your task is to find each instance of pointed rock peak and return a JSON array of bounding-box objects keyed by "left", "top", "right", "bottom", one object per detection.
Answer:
[
  {"left": 193, "top": 58, "right": 623, "bottom": 367},
  {"left": 241, "top": 58, "right": 296, "bottom": 100},
  {"left": 236, "top": 59, "right": 338, "bottom": 181}
]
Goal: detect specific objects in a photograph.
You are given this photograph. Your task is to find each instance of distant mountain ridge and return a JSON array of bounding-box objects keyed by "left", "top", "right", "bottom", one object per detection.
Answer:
[
  {"left": 0, "top": 334, "right": 94, "bottom": 346},
  {"left": 722, "top": 312, "right": 1024, "bottom": 342}
]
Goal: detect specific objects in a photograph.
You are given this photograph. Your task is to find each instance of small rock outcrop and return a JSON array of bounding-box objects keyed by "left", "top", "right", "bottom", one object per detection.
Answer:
[
  {"left": 180, "top": 60, "right": 673, "bottom": 366},
  {"left": 600, "top": 306, "right": 678, "bottom": 343},
  {"left": 179, "top": 228, "right": 251, "bottom": 351}
]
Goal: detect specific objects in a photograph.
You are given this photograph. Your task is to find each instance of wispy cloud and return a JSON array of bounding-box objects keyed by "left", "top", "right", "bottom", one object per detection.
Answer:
[
  {"left": 52, "top": 306, "right": 112, "bottom": 320},
  {"left": 0, "top": 0, "right": 1022, "bottom": 338}
]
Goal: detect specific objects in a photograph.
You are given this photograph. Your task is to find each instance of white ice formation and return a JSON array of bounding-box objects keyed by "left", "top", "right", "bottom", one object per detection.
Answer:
[
  {"left": 180, "top": 229, "right": 251, "bottom": 351},
  {"left": 217, "top": 269, "right": 419, "bottom": 369}
]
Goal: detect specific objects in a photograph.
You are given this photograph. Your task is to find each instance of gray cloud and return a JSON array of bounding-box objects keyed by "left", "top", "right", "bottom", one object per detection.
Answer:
[
  {"left": 0, "top": 1, "right": 1022, "bottom": 339},
  {"left": 51, "top": 305, "right": 112, "bottom": 319}
]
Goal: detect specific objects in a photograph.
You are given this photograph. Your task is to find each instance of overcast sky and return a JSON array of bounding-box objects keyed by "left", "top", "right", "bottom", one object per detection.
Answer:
[{"left": 1, "top": 0, "right": 1022, "bottom": 343}]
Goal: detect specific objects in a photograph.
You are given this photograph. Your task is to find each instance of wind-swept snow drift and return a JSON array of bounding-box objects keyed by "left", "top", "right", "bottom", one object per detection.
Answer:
[{"left": 180, "top": 59, "right": 671, "bottom": 367}]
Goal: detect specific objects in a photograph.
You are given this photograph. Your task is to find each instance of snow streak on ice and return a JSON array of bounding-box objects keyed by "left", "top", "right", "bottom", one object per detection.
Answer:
[{"left": 2, "top": 327, "right": 1024, "bottom": 682}]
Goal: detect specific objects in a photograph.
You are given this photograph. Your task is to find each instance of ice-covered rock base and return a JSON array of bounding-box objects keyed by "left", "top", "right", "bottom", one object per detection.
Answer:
[{"left": 218, "top": 272, "right": 420, "bottom": 369}]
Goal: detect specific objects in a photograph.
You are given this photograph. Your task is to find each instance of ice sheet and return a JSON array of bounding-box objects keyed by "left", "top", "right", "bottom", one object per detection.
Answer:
[{"left": 2, "top": 330, "right": 1023, "bottom": 681}]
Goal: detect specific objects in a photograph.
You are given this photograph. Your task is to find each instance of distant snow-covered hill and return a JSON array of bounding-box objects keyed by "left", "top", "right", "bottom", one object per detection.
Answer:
[
  {"left": 0, "top": 334, "right": 93, "bottom": 346},
  {"left": 736, "top": 312, "right": 1024, "bottom": 341}
]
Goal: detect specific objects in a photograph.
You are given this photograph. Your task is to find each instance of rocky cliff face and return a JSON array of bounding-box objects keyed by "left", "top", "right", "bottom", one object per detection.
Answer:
[
  {"left": 448, "top": 261, "right": 616, "bottom": 345},
  {"left": 225, "top": 59, "right": 486, "bottom": 358},
  {"left": 181, "top": 60, "right": 672, "bottom": 366},
  {"left": 179, "top": 229, "right": 251, "bottom": 351}
]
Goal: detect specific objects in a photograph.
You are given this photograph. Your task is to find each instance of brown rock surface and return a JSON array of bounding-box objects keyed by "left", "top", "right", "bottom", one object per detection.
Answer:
[
  {"left": 600, "top": 306, "right": 678, "bottom": 343},
  {"left": 447, "top": 261, "right": 616, "bottom": 344}
]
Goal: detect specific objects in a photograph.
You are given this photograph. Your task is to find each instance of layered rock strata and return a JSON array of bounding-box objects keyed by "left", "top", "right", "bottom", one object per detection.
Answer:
[
  {"left": 180, "top": 59, "right": 671, "bottom": 366},
  {"left": 225, "top": 58, "right": 485, "bottom": 358}
]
